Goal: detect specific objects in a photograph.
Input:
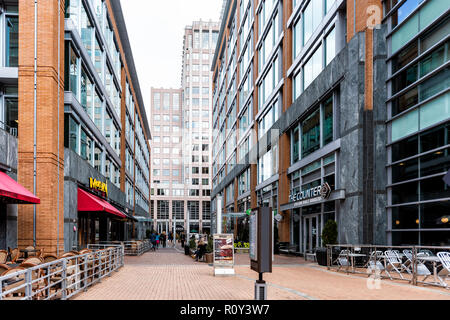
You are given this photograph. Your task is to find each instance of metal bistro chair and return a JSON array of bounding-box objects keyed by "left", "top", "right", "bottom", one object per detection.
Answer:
[
  {"left": 366, "top": 251, "right": 385, "bottom": 274},
  {"left": 335, "top": 249, "right": 351, "bottom": 271},
  {"left": 436, "top": 252, "right": 450, "bottom": 288},
  {"left": 384, "top": 250, "right": 409, "bottom": 280},
  {"left": 403, "top": 250, "right": 431, "bottom": 281}
]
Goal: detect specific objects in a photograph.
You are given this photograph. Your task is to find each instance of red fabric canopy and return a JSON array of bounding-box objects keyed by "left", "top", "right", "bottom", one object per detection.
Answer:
[
  {"left": 78, "top": 188, "right": 126, "bottom": 218},
  {"left": 0, "top": 171, "right": 40, "bottom": 204}
]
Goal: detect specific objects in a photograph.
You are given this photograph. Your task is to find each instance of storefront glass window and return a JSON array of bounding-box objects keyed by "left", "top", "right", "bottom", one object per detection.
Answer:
[{"left": 301, "top": 109, "right": 320, "bottom": 158}]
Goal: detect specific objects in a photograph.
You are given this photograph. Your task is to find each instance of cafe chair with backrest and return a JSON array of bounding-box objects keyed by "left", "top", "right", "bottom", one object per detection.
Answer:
[
  {"left": 1, "top": 267, "right": 26, "bottom": 299},
  {"left": 384, "top": 250, "right": 407, "bottom": 280},
  {"left": 21, "top": 257, "right": 43, "bottom": 265},
  {"left": 366, "top": 251, "right": 385, "bottom": 273},
  {"left": 419, "top": 249, "right": 434, "bottom": 257},
  {"left": 0, "top": 263, "right": 11, "bottom": 275},
  {"left": 0, "top": 250, "right": 8, "bottom": 264},
  {"left": 437, "top": 252, "right": 450, "bottom": 288},
  {"left": 335, "top": 249, "right": 350, "bottom": 271},
  {"left": 15, "top": 262, "right": 46, "bottom": 299},
  {"left": 403, "top": 250, "right": 431, "bottom": 280},
  {"left": 7, "top": 248, "right": 21, "bottom": 265},
  {"left": 42, "top": 254, "right": 58, "bottom": 264}
]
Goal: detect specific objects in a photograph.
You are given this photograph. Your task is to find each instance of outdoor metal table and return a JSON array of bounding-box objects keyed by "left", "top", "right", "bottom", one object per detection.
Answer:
[
  {"left": 418, "top": 256, "right": 441, "bottom": 284},
  {"left": 347, "top": 253, "right": 367, "bottom": 272},
  {"left": 20, "top": 249, "right": 39, "bottom": 259}
]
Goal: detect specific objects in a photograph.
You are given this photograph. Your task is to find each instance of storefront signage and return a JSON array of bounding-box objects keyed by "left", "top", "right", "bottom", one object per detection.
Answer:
[
  {"left": 89, "top": 178, "right": 108, "bottom": 196},
  {"left": 289, "top": 182, "right": 332, "bottom": 205}
]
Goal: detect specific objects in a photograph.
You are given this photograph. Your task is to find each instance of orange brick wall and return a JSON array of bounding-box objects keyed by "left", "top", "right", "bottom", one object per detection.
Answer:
[{"left": 17, "top": 0, "right": 65, "bottom": 254}]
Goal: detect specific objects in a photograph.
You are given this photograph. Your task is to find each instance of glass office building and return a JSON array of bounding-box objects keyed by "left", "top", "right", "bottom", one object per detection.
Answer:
[{"left": 384, "top": 0, "right": 450, "bottom": 246}]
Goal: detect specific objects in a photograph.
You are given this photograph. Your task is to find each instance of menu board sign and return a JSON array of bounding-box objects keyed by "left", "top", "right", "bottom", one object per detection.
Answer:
[
  {"left": 213, "top": 234, "right": 234, "bottom": 266},
  {"left": 250, "top": 207, "right": 273, "bottom": 274}
]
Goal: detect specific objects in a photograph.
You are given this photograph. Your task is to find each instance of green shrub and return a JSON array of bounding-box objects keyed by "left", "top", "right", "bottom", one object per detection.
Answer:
[
  {"left": 189, "top": 237, "right": 196, "bottom": 249},
  {"left": 206, "top": 236, "right": 213, "bottom": 253},
  {"left": 321, "top": 220, "right": 338, "bottom": 246}
]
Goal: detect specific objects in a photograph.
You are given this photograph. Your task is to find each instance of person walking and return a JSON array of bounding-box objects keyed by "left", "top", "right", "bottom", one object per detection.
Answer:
[
  {"left": 161, "top": 232, "right": 166, "bottom": 248},
  {"left": 195, "top": 237, "right": 206, "bottom": 262},
  {"left": 155, "top": 233, "right": 160, "bottom": 249},
  {"left": 168, "top": 231, "right": 174, "bottom": 247},
  {"left": 150, "top": 232, "right": 156, "bottom": 251},
  {"left": 180, "top": 233, "right": 186, "bottom": 249}
]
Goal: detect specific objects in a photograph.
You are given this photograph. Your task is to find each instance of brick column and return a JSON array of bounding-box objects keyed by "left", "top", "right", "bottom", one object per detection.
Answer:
[{"left": 18, "top": 0, "right": 65, "bottom": 254}]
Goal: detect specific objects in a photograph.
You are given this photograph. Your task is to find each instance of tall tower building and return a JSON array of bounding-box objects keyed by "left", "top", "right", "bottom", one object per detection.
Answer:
[
  {"left": 181, "top": 20, "right": 220, "bottom": 235},
  {"left": 150, "top": 20, "right": 219, "bottom": 236}
]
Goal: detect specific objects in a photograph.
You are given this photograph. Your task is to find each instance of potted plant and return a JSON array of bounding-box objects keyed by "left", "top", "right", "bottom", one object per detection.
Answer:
[
  {"left": 316, "top": 220, "right": 338, "bottom": 266},
  {"left": 205, "top": 236, "right": 214, "bottom": 264}
]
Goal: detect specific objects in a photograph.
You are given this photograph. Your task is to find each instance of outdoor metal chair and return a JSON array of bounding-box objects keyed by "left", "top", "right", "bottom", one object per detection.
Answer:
[
  {"left": 437, "top": 252, "right": 450, "bottom": 288},
  {"left": 419, "top": 249, "right": 434, "bottom": 256},
  {"left": 366, "top": 251, "right": 385, "bottom": 273},
  {"left": 335, "top": 250, "right": 350, "bottom": 271},
  {"left": 384, "top": 250, "right": 408, "bottom": 280},
  {"left": 403, "top": 250, "right": 431, "bottom": 280}
]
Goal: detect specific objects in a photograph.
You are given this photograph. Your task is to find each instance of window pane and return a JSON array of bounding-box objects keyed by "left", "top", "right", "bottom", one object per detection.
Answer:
[
  {"left": 5, "top": 16, "right": 19, "bottom": 67},
  {"left": 391, "top": 108, "right": 418, "bottom": 142},
  {"left": 419, "top": 92, "right": 450, "bottom": 131},
  {"left": 323, "top": 97, "right": 333, "bottom": 145},
  {"left": 302, "top": 109, "right": 321, "bottom": 157},
  {"left": 392, "top": 205, "right": 419, "bottom": 229}
]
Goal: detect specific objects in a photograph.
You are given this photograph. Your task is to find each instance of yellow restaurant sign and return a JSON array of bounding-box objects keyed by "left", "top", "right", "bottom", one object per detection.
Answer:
[{"left": 89, "top": 178, "right": 108, "bottom": 196}]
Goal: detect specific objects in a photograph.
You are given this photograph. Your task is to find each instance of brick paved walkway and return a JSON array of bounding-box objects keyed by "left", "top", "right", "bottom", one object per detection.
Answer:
[{"left": 72, "top": 247, "right": 450, "bottom": 300}]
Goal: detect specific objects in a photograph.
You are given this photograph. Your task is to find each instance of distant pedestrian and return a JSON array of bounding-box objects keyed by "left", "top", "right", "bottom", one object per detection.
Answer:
[
  {"left": 161, "top": 232, "right": 166, "bottom": 248},
  {"left": 195, "top": 238, "right": 206, "bottom": 262},
  {"left": 150, "top": 232, "right": 156, "bottom": 251},
  {"left": 155, "top": 233, "right": 160, "bottom": 249},
  {"left": 180, "top": 233, "right": 186, "bottom": 249},
  {"left": 168, "top": 232, "right": 174, "bottom": 247}
]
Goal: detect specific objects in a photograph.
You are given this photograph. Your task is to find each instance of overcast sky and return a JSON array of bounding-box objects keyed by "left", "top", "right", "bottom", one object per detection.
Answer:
[{"left": 121, "top": 0, "right": 223, "bottom": 118}]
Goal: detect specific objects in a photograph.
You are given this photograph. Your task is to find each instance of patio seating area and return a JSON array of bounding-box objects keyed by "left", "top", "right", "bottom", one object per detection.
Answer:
[
  {"left": 0, "top": 245, "right": 124, "bottom": 300},
  {"left": 327, "top": 244, "right": 450, "bottom": 289}
]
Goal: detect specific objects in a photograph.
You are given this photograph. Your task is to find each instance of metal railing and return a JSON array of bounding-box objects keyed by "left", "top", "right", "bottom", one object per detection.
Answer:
[
  {"left": 0, "top": 245, "right": 124, "bottom": 300},
  {"left": 123, "top": 240, "right": 152, "bottom": 256},
  {"left": 326, "top": 244, "right": 450, "bottom": 289},
  {"left": 91, "top": 240, "right": 152, "bottom": 256}
]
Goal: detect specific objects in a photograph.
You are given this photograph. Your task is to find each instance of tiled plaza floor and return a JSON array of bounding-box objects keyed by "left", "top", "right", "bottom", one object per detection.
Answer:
[{"left": 72, "top": 246, "right": 450, "bottom": 300}]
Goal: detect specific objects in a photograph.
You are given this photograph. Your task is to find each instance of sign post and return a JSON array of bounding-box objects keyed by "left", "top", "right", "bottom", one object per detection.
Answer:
[
  {"left": 250, "top": 207, "right": 273, "bottom": 300},
  {"left": 213, "top": 233, "right": 235, "bottom": 276}
]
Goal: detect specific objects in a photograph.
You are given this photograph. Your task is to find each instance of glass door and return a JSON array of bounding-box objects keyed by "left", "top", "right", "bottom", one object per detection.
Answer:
[{"left": 303, "top": 214, "right": 320, "bottom": 252}]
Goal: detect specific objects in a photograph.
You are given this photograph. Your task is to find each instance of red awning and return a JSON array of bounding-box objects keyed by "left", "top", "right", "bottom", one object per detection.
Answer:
[
  {"left": 0, "top": 171, "right": 40, "bottom": 204},
  {"left": 77, "top": 188, "right": 126, "bottom": 218}
]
